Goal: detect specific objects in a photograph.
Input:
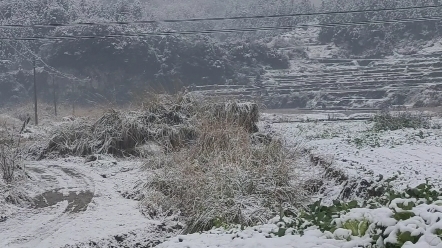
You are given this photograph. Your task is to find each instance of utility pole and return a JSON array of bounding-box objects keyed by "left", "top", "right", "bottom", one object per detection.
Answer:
[
  {"left": 53, "top": 76, "right": 57, "bottom": 116},
  {"left": 33, "top": 58, "right": 38, "bottom": 125}
]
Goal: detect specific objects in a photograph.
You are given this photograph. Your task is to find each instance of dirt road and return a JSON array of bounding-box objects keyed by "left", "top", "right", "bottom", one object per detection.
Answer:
[{"left": 0, "top": 158, "right": 159, "bottom": 248}]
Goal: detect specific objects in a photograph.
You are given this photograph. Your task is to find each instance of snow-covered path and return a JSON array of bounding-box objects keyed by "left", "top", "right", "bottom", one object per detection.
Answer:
[{"left": 0, "top": 158, "right": 159, "bottom": 248}]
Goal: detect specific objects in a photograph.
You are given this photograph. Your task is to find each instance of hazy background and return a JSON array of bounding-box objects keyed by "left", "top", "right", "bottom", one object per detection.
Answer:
[
  {"left": 310, "top": 0, "right": 321, "bottom": 6},
  {"left": 0, "top": 0, "right": 441, "bottom": 109}
]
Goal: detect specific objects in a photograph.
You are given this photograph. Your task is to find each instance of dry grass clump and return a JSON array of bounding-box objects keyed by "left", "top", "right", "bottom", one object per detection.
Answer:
[
  {"left": 200, "top": 101, "right": 259, "bottom": 133},
  {"left": 43, "top": 119, "right": 93, "bottom": 157},
  {"left": 41, "top": 93, "right": 199, "bottom": 158},
  {"left": 136, "top": 91, "right": 197, "bottom": 115},
  {"left": 42, "top": 109, "right": 197, "bottom": 158},
  {"left": 0, "top": 123, "right": 22, "bottom": 183},
  {"left": 143, "top": 118, "right": 305, "bottom": 234},
  {"left": 373, "top": 110, "right": 431, "bottom": 131},
  {"left": 41, "top": 93, "right": 260, "bottom": 158}
]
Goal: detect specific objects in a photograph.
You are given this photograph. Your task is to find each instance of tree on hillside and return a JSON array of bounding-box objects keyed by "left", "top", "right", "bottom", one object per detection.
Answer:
[
  {"left": 0, "top": 0, "right": 308, "bottom": 106},
  {"left": 318, "top": 0, "right": 442, "bottom": 57}
]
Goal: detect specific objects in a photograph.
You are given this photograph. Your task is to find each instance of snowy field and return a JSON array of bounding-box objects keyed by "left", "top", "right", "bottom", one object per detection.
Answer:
[
  {"left": 1, "top": 109, "right": 442, "bottom": 247},
  {"left": 264, "top": 111, "right": 442, "bottom": 191},
  {"left": 159, "top": 110, "right": 442, "bottom": 248}
]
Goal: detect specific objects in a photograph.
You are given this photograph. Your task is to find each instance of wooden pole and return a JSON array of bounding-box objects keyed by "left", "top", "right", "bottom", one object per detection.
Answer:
[
  {"left": 33, "top": 58, "right": 38, "bottom": 125},
  {"left": 53, "top": 76, "right": 57, "bottom": 116},
  {"left": 72, "top": 102, "right": 75, "bottom": 116}
]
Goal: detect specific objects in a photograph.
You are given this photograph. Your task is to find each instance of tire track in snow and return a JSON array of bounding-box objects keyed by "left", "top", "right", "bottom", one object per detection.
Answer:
[{"left": 0, "top": 162, "right": 95, "bottom": 248}]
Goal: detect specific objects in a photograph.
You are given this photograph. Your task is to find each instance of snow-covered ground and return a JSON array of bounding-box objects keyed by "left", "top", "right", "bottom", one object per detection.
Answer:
[
  {"left": 1, "top": 109, "right": 442, "bottom": 247},
  {"left": 0, "top": 156, "right": 174, "bottom": 248},
  {"left": 264, "top": 112, "right": 442, "bottom": 192},
  {"left": 157, "top": 111, "right": 442, "bottom": 248},
  {"left": 159, "top": 227, "right": 347, "bottom": 248}
]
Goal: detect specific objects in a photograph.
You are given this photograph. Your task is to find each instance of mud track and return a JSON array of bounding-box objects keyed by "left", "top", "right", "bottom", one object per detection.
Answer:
[{"left": 0, "top": 162, "right": 95, "bottom": 248}]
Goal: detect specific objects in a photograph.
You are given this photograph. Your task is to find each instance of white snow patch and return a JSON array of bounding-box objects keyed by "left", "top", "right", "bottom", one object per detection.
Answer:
[
  {"left": 0, "top": 157, "right": 158, "bottom": 248},
  {"left": 269, "top": 116, "right": 442, "bottom": 192}
]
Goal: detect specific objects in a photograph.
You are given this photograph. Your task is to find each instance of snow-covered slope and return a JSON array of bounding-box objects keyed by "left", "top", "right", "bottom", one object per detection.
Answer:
[{"left": 191, "top": 27, "right": 442, "bottom": 109}]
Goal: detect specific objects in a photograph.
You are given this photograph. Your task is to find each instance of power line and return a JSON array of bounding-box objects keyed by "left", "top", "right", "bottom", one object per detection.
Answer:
[
  {"left": 1, "top": 15, "right": 442, "bottom": 41},
  {"left": 2, "top": 38, "right": 89, "bottom": 82},
  {"left": 1, "top": 4, "right": 442, "bottom": 29},
  {"left": 0, "top": 11, "right": 88, "bottom": 82}
]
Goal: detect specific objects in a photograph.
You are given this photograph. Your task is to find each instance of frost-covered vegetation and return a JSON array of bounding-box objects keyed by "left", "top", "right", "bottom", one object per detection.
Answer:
[
  {"left": 279, "top": 182, "right": 442, "bottom": 247},
  {"left": 34, "top": 94, "right": 308, "bottom": 235},
  {"left": 2, "top": 96, "right": 442, "bottom": 247},
  {"left": 39, "top": 94, "right": 261, "bottom": 158},
  {"left": 372, "top": 110, "right": 432, "bottom": 132},
  {"left": 0, "top": 122, "right": 23, "bottom": 183},
  {"left": 318, "top": 0, "right": 442, "bottom": 58},
  {"left": 143, "top": 119, "right": 304, "bottom": 234},
  {"left": 160, "top": 183, "right": 442, "bottom": 247}
]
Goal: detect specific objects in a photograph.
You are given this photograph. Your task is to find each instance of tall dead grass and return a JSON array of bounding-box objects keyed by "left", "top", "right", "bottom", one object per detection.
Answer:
[
  {"left": 4, "top": 92, "right": 306, "bottom": 233},
  {"left": 143, "top": 116, "right": 305, "bottom": 233},
  {"left": 42, "top": 108, "right": 197, "bottom": 158},
  {"left": 41, "top": 93, "right": 260, "bottom": 158},
  {"left": 40, "top": 92, "right": 199, "bottom": 158},
  {"left": 0, "top": 123, "right": 22, "bottom": 183},
  {"left": 199, "top": 101, "right": 259, "bottom": 133}
]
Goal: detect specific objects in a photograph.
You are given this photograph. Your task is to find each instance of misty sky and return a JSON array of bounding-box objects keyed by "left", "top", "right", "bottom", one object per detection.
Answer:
[{"left": 310, "top": 0, "right": 321, "bottom": 6}]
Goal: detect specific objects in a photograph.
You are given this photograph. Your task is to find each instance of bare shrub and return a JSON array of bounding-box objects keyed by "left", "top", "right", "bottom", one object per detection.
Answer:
[
  {"left": 0, "top": 124, "right": 22, "bottom": 183},
  {"left": 143, "top": 118, "right": 305, "bottom": 234}
]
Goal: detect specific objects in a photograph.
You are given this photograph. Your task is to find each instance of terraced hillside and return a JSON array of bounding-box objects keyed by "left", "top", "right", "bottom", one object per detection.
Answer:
[{"left": 190, "top": 27, "right": 442, "bottom": 109}]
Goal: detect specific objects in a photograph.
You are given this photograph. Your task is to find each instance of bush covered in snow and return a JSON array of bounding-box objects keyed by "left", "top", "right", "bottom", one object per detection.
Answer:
[{"left": 40, "top": 93, "right": 195, "bottom": 158}]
